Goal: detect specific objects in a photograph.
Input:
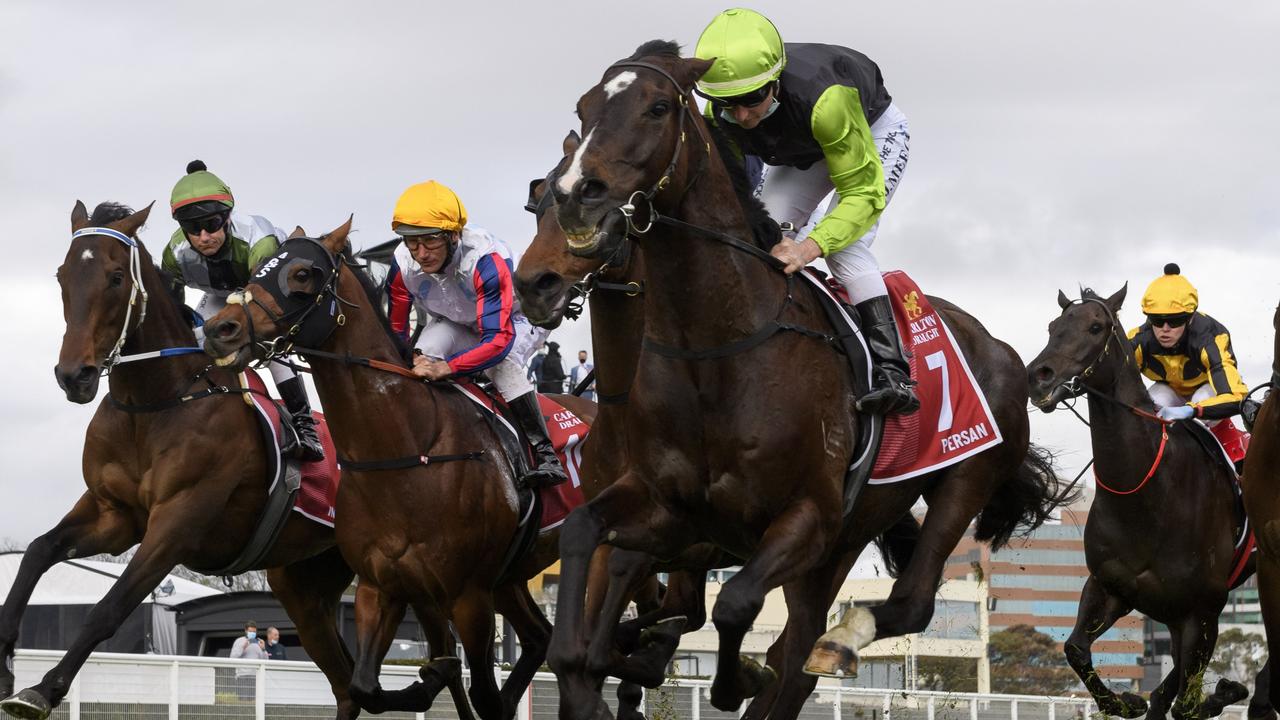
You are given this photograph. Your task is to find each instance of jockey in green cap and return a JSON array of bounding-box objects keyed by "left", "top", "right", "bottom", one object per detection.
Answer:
[
  {"left": 695, "top": 8, "right": 917, "bottom": 416},
  {"left": 164, "top": 160, "right": 324, "bottom": 461}
]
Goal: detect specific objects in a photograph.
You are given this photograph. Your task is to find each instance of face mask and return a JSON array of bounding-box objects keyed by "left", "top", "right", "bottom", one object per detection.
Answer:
[
  {"left": 719, "top": 97, "right": 781, "bottom": 126},
  {"left": 268, "top": 639, "right": 277, "bottom": 646},
  {"left": 246, "top": 631, "right": 257, "bottom": 641}
]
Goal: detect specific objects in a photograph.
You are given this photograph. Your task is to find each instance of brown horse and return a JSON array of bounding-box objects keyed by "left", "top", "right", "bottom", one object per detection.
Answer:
[
  {"left": 1028, "top": 286, "right": 1254, "bottom": 720},
  {"left": 521, "top": 41, "right": 1066, "bottom": 719},
  {"left": 0, "top": 202, "right": 357, "bottom": 720},
  {"left": 1237, "top": 305, "right": 1280, "bottom": 720},
  {"left": 201, "top": 222, "right": 598, "bottom": 720}
]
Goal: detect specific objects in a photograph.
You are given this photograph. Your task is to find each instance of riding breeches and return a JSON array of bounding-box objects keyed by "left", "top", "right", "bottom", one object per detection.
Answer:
[
  {"left": 416, "top": 316, "right": 549, "bottom": 400},
  {"left": 1148, "top": 382, "right": 1221, "bottom": 426},
  {"left": 194, "top": 292, "right": 298, "bottom": 384},
  {"left": 761, "top": 102, "right": 910, "bottom": 304}
]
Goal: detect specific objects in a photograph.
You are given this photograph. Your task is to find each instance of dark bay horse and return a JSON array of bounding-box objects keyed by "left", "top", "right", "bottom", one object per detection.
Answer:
[
  {"left": 522, "top": 42, "right": 1065, "bottom": 719},
  {"left": 0, "top": 202, "right": 356, "bottom": 720},
  {"left": 1239, "top": 304, "right": 1280, "bottom": 720},
  {"left": 1028, "top": 286, "right": 1253, "bottom": 720},
  {"left": 201, "top": 222, "right": 595, "bottom": 720}
]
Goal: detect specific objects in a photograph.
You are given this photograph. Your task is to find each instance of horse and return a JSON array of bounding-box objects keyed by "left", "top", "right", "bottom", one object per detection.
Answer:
[
  {"left": 1238, "top": 305, "right": 1280, "bottom": 720},
  {"left": 519, "top": 41, "right": 1066, "bottom": 719},
  {"left": 0, "top": 202, "right": 357, "bottom": 720},
  {"left": 1028, "top": 285, "right": 1254, "bottom": 720},
  {"left": 200, "top": 220, "right": 601, "bottom": 720}
]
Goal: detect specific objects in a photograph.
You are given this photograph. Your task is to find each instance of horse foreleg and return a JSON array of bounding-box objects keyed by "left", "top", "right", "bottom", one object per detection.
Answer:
[
  {"left": 1, "top": 514, "right": 188, "bottom": 720},
  {"left": 584, "top": 549, "right": 653, "bottom": 683},
  {"left": 1063, "top": 577, "right": 1145, "bottom": 719},
  {"left": 1259, "top": 551, "right": 1280, "bottom": 714},
  {"left": 494, "top": 582, "right": 552, "bottom": 719},
  {"left": 414, "top": 604, "right": 474, "bottom": 720},
  {"left": 452, "top": 588, "right": 505, "bottom": 720},
  {"left": 709, "top": 501, "right": 831, "bottom": 713},
  {"left": 346, "top": 582, "right": 410, "bottom": 714},
  {"left": 266, "top": 548, "right": 359, "bottom": 720},
  {"left": 1249, "top": 658, "right": 1276, "bottom": 720},
  {"left": 1175, "top": 614, "right": 1247, "bottom": 720},
  {"left": 0, "top": 492, "right": 135, "bottom": 701}
]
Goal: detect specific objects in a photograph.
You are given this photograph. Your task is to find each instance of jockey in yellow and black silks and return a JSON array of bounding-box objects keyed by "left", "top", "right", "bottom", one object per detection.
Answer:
[{"left": 1127, "top": 263, "right": 1249, "bottom": 461}]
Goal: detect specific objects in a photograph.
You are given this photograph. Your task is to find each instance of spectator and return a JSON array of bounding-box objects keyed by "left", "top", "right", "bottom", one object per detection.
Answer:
[
  {"left": 265, "top": 627, "right": 287, "bottom": 660},
  {"left": 229, "top": 621, "right": 267, "bottom": 698},
  {"left": 528, "top": 347, "right": 546, "bottom": 385},
  {"left": 569, "top": 350, "right": 596, "bottom": 401},
  {"left": 538, "top": 342, "right": 567, "bottom": 394}
]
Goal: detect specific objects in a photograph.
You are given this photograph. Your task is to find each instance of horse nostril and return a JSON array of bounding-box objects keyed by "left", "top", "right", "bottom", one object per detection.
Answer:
[
  {"left": 533, "top": 272, "right": 563, "bottom": 294},
  {"left": 576, "top": 178, "right": 609, "bottom": 205},
  {"left": 1034, "top": 366, "right": 1055, "bottom": 384},
  {"left": 212, "top": 320, "right": 240, "bottom": 341}
]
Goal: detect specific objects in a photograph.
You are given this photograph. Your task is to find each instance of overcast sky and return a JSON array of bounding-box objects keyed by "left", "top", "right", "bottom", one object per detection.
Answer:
[{"left": 2, "top": 0, "right": 1278, "bottom": 547}]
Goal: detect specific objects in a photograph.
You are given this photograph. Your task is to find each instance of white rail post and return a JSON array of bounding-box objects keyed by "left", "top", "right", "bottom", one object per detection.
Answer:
[
  {"left": 1048, "top": 699, "right": 1056, "bottom": 720},
  {"left": 883, "top": 690, "right": 893, "bottom": 720},
  {"left": 971, "top": 696, "right": 979, "bottom": 720},
  {"left": 518, "top": 682, "right": 530, "bottom": 720},
  {"left": 1012, "top": 698, "right": 1019, "bottom": 720},
  {"left": 928, "top": 696, "right": 936, "bottom": 720},
  {"left": 255, "top": 662, "right": 266, "bottom": 720},
  {"left": 692, "top": 685, "right": 701, "bottom": 720},
  {"left": 833, "top": 685, "right": 842, "bottom": 720},
  {"left": 169, "top": 660, "right": 180, "bottom": 720},
  {"left": 68, "top": 675, "right": 80, "bottom": 720}
]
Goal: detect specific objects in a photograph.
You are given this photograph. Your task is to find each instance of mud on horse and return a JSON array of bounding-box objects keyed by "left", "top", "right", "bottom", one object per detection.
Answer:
[
  {"left": 522, "top": 41, "right": 1069, "bottom": 720},
  {"left": 202, "top": 220, "right": 602, "bottom": 720},
  {"left": 1029, "top": 285, "right": 1257, "bottom": 720},
  {"left": 0, "top": 202, "right": 356, "bottom": 720}
]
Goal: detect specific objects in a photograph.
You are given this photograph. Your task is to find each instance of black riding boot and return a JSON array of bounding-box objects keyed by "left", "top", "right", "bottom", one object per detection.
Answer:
[
  {"left": 854, "top": 296, "right": 920, "bottom": 416},
  {"left": 278, "top": 377, "right": 325, "bottom": 462},
  {"left": 509, "top": 392, "right": 568, "bottom": 489}
]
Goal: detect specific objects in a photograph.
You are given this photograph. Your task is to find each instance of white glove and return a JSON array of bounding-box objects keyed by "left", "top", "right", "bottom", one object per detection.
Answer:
[{"left": 1157, "top": 405, "right": 1195, "bottom": 422}]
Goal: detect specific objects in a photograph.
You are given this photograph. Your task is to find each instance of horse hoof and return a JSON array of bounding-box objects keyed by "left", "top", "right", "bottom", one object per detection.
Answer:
[
  {"left": 1103, "top": 691, "right": 1147, "bottom": 719},
  {"left": 637, "top": 617, "right": 686, "bottom": 654},
  {"left": 0, "top": 689, "right": 52, "bottom": 720},
  {"left": 803, "top": 640, "right": 858, "bottom": 678},
  {"left": 1214, "top": 679, "right": 1250, "bottom": 707},
  {"left": 419, "top": 656, "right": 461, "bottom": 685},
  {"left": 737, "top": 656, "right": 777, "bottom": 698}
]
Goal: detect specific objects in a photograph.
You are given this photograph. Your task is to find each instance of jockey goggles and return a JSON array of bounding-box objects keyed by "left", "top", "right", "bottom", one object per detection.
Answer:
[
  {"left": 179, "top": 212, "right": 229, "bottom": 236},
  {"left": 400, "top": 232, "right": 451, "bottom": 251},
  {"left": 696, "top": 82, "right": 776, "bottom": 109},
  {"left": 1147, "top": 313, "right": 1191, "bottom": 329}
]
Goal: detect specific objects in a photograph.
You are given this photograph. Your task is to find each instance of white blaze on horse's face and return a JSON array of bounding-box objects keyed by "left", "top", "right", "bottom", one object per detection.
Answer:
[
  {"left": 556, "top": 128, "right": 595, "bottom": 196},
  {"left": 80, "top": 249, "right": 94, "bottom": 262},
  {"left": 603, "top": 71, "right": 636, "bottom": 100}
]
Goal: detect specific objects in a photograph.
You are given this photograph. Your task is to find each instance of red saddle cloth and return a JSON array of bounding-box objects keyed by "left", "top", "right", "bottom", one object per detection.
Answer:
[
  {"left": 452, "top": 383, "right": 590, "bottom": 532},
  {"left": 866, "top": 271, "right": 1004, "bottom": 482},
  {"left": 243, "top": 372, "right": 341, "bottom": 527}
]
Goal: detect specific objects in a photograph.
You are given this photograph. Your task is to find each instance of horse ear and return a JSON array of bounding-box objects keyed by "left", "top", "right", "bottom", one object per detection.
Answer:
[
  {"left": 675, "top": 57, "right": 716, "bottom": 91},
  {"left": 289, "top": 226, "right": 307, "bottom": 239},
  {"left": 71, "top": 200, "right": 90, "bottom": 231},
  {"left": 323, "top": 215, "right": 353, "bottom": 254},
  {"left": 562, "top": 130, "right": 581, "bottom": 157},
  {"left": 1105, "top": 283, "right": 1128, "bottom": 313},
  {"left": 112, "top": 202, "right": 154, "bottom": 239},
  {"left": 1057, "top": 290, "right": 1071, "bottom": 310}
]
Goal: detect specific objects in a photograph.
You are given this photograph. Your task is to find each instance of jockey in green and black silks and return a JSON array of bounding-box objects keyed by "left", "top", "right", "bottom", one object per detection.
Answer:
[
  {"left": 694, "top": 8, "right": 918, "bottom": 416},
  {"left": 164, "top": 160, "right": 325, "bottom": 461}
]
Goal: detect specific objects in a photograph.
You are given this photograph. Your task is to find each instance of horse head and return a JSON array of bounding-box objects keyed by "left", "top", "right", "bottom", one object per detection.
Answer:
[
  {"left": 1027, "top": 284, "right": 1130, "bottom": 411},
  {"left": 203, "top": 219, "right": 354, "bottom": 371},
  {"left": 551, "top": 40, "right": 712, "bottom": 261},
  {"left": 55, "top": 201, "right": 154, "bottom": 403}
]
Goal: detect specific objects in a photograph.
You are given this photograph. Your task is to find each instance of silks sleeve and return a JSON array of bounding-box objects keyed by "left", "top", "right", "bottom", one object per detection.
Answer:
[
  {"left": 385, "top": 259, "right": 413, "bottom": 344},
  {"left": 806, "top": 85, "right": 885, "bottom": 256},
  {"left": 445, "top": 253, "right": 516, "bottom": 374},
  {"left": 1193, "top": 332, "right": 1248, "bottom": 419}
]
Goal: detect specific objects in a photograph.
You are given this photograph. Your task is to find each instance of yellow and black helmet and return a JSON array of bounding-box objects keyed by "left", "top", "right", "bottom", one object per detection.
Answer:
[{"left": 1141, "top": 263, "right": 1198, "bottom": 317}]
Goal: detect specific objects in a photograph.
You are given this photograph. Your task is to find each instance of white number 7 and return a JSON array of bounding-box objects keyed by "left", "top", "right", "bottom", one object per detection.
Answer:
[{"left": 926, "top": 351, "right": 953, "bottom": 432}]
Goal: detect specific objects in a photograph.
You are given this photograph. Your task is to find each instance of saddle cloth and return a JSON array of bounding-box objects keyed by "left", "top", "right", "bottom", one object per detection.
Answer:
[
  {"left": 1182, "top": 418, "right": 1254, "bottom": 588},
  {"left": 809, "top": 269, "right": 1004, "bottom": 483},
  {"left": 243, "top": 371, "right": 341, "bottom": 527},
  {"left": 451, "top": 382, "right": 590, "bottom": 533}
]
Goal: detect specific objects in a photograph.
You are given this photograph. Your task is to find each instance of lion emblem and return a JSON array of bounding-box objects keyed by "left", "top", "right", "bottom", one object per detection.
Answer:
[{"left": 903, "top": 290, "right": 923, "bottom": 320}]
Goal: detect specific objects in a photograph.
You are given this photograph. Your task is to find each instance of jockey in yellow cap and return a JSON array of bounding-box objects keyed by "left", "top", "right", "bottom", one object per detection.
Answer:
[
  {"left": 1127, "top": 263, "right": 1249, "bottom": 461},
  {"left": 385, "top": 180, "right": 567, "bottom": 488}
]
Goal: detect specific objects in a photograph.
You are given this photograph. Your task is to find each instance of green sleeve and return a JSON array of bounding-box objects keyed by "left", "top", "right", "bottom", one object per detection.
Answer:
[
  {"left": 806, "top": 85, "right": 886, "bottom": 256},
  {"left": 247, "top": 234, "right": 281, "bottom": 272},
  {"left": 162, "top": 229, "right": 185, "bottom": 283}
]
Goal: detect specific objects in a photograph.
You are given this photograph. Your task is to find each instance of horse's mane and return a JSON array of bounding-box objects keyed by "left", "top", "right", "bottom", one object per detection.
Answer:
[
  {"left": 706, "top": 123, "right": 782, "bottom": 251},
  {"left": 334, "top": 242, "right": 412, "bottom": 364},
  {"left": 90, "top": 202, "right": 134, "bottom": 226},
  {"left": 628, "top": 39, "right": 681, "bottom": 60}
]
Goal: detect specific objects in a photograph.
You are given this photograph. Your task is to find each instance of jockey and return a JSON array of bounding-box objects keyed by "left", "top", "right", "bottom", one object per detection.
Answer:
[
  {"left": 164, "top": 161, "right": 325, "bottom": 462},
  {"left": 385, "top": 180, "right": 568, "bottom": 489},
  {"left": 1127, "top": 263, "right": 1249, "bottom": 461},
  {"left": 694, "top": 8, "right": 917, "bottom": 416}
]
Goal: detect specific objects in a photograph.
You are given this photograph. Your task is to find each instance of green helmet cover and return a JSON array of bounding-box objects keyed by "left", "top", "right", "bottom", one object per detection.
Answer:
[{"left": 694, "top": 8, "right": 786, "bottom": 98}]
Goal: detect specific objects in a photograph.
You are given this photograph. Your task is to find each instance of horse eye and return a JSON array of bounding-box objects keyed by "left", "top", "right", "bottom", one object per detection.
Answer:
[
  {"left": 110, "top": 271, "right": 125, "bottom": 288},
  {"left": 295, "top": 268, "right": 311, "bottom": 282},
  {"left": 1089, "top": 323, "right": 1103, "bottom": 334},
  {"left": 648, "top": 101, "right": 670, "bottom": 118}
]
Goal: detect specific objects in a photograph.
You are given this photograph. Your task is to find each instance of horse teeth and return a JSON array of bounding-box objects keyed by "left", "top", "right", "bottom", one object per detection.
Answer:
[{"left": 214, "top": 352, "right": 239, "bottom": 367}]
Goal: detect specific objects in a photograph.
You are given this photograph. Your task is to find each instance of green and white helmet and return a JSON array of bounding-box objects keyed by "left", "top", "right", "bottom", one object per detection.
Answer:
[{"left": 694, "top": 8, "right": 786, "bottom": 99}]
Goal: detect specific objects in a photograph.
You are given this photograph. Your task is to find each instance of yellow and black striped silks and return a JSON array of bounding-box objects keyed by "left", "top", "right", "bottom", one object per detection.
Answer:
[{"left": 1127, "top": 312, "right": 1247, "bottom": 420}]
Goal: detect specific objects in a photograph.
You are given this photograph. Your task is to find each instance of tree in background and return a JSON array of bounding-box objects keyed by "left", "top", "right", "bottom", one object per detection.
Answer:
[
  {"left": 989, "top": 624, "right": 1079, "bottom": 695},
  {"left": 1209, "top": 628, "right": 1267, "bottom": 690},
  {"left": 918, "top": 656, "right": 979, "bottom": 692}
]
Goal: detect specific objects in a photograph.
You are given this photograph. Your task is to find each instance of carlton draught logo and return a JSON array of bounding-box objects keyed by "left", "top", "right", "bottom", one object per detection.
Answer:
[{"left": 903, "top": 290, "right": 923, "bottom": 320}]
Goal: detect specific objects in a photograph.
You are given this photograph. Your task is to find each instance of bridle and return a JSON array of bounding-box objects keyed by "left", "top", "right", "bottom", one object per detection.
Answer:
[{"left": 70, "top": 226, "right": 151, "bottom": 373}]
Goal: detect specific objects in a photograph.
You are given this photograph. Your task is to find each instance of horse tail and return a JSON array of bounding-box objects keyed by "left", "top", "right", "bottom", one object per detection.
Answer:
[
  {"left": 973, "top": 443, "right": 1078, "bottom": 551},
  {"left": 874, "top": 512, "right": 922, "bottom": 579}
]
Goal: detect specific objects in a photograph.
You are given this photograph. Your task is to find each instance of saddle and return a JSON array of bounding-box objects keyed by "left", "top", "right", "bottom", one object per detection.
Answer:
[{"left": 1181, "top": 418, "right": 1254, "bottom": 588}]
